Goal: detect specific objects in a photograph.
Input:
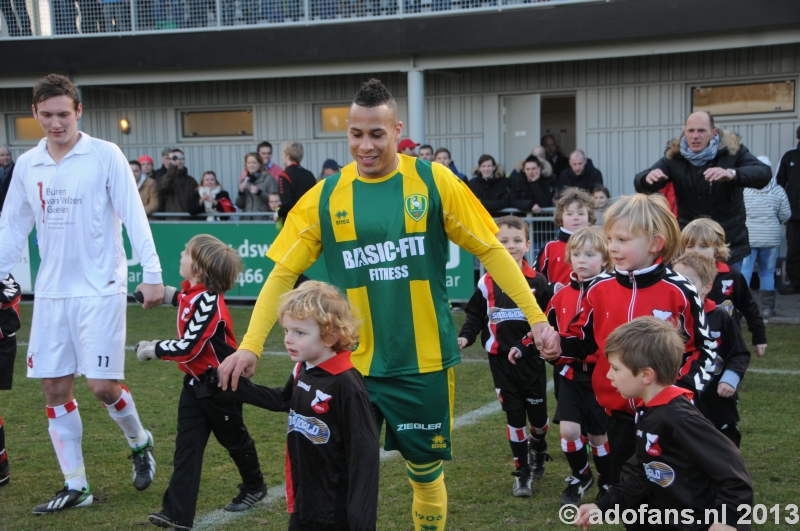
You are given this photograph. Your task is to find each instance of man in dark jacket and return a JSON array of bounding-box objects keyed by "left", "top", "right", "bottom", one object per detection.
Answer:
[
  {"left": 159, "top": 149, "right": 198, "bottom": 214},
  {"left": 542, "top": 134, "right": 569, "bottom": 178},
  {"left": 152, "top": 148, "right": 172, "bottom": 184},
  {"left": 777, "top": 126, "right": 800, "bottom": 294},
  {"left": 510, "top": 155, "right": 556, "bottom": 214},
  {"left": 469, "top": 155, "right": 509, "bottom": 216},
  {"left": 0, "top": 145, "right": 15, "bottom": 212},
  {"left": 278, "top": 140, "right": 316, "bottom": 223},
  {"left": 557, "top": 150, "right": 603, "bottom": 194},
  {"left": 634, "top": 112, "right": 771, "bottom": 268}
]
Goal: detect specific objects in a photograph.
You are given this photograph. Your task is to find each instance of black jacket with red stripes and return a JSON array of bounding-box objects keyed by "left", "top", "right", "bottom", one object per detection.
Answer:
[
  {"left": 535, "top": 228, "right": 573, "bottom": 286},
  {"left": 154, "top": 281, "right": 237, "bottom": 379},
  {"left": 698, "top": 300, "right": 750, "bottom": 427},
  {"left": 459, "top": 260, "right": 552, "bottom": 355},
  {"left": 558, "top": 262, "right": 717, "bottom": 414},
  {"left": 596, "top": 387, "right": 753, "bottom": 530},
  {"left": 707, "top": 262, "right": 766, "bottom": 346},
  {"left": 0, "top": 274, "right": 21, "bottom": 339},
  {"left": 223, "top": 352, "right": 379, "bottom": 531},
  {"left": 544, "top": 272, "right": 609, "bottom": 382}
]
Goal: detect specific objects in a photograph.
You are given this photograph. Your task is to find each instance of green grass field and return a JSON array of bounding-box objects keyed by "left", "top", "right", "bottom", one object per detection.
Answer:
[{"left": 1, "top": 302, "right": 798, "bottom": 530}]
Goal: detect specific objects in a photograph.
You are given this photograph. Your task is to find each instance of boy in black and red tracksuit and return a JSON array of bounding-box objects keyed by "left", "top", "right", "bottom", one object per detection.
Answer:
[
  {"left": 577, "top": 317, "right": 753, "bottom": 531},
  {"left": 459, "top": 216, "right": 553, "bottom": 497},
  {"left": 212, "top": 281, "right": 380, "bottom": 531},
  {"left": 680, "top": 218, "right": 767, "bottom": 358},
  {"left": 541, "top": 226, "right": 613, "bottom": 503},
  {"left": 535, "top": 187, "right": 596, "bottom": 287},
  {"left": 672, "top": 253, "right": 751, "bottom": 448},
  {"left": 0, "top": 274, "right": 21, "bottom": 487},
  {"left": 540, "top": 195, "right": 717, "bottom": 492},
  {"left": 136, "top": 235, "right": 265, "bottom": 530}
]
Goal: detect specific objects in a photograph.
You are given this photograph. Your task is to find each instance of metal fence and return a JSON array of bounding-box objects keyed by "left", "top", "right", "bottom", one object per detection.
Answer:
[{"left": 0, "top": 0, "right": 595, "bottom": 38}]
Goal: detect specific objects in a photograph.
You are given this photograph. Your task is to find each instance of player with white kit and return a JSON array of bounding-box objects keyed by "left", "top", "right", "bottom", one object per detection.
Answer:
[{"left": 0, "top": 74, "right": 165, "bottom": 514}]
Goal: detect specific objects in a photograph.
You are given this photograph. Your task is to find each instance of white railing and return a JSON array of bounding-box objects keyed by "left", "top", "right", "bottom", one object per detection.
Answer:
[{"left": 0, "top": 0, "right": 598, "bottom": 39}]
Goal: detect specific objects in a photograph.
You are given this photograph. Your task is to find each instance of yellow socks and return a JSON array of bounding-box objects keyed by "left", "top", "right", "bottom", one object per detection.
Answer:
[{"left": 407, "top": 461, "right": 447, "bottom": 531}]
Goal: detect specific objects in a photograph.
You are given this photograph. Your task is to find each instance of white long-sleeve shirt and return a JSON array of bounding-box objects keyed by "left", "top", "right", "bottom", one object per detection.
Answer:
[{"left": 0, "top": 133, "right": 162, "bottom": 298}]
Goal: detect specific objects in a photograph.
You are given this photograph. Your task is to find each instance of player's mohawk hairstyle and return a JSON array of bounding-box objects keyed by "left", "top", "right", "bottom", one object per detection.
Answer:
[{"left": 353, "top": 78, "right": 398, "bottom": 114}]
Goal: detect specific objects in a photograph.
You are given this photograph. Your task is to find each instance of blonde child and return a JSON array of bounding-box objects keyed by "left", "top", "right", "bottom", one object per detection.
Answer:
[
  {"left": 459, "top": 216, "right": 553, "bottom": 497},
  {"left": 536, "top": 187, "right": 596, "bottom": 287},
  {"left": 576, "top": 317, "right": 752, "bottom": 531},
  {"left": 544, "top": 226, "right": 612, "bottom": 503},
  {"left": 672, "top": 252, "right": 750, "bottom": 448},
  {"left": 136, "top": 235, "right": 266, "bottom": 530},
  {"left": 213, "top": 281, "right": 380, "bottom": 531},
  {"left": 536, "top": 194, "right": 716, "bottom": 491},
  {"left": 680, "top": 218, "right": 767, "bottom": 357}
]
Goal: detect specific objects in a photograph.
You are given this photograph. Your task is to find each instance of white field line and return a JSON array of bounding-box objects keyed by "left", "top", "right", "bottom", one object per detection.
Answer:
[{"left": 193, "top": 380, "right": 553, "bottom": 530}]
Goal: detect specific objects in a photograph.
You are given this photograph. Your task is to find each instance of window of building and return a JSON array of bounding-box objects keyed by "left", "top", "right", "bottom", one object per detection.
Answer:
[
  {"left": 692, "top": 81, "right": 795, "bottom": 116},
  {"left": 180, "top": 109, "right": 253, "bottom": 138},
  {"left": 6, "top": 116, "right": 42, "bottom": 143},
  {"left": 315, "top": 105, "right": 350, "bottom": 137}
]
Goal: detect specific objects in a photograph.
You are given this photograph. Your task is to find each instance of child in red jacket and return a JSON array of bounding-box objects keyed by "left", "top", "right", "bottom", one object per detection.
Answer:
[
  {"left": 0, "top": 274, "right": 21, "bottom": 487},
  {"left": 136, "top": 234, "right": 266, "bottom": 530}
]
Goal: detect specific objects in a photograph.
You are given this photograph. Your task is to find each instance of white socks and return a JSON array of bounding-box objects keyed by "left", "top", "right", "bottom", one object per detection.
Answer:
[
  {"left": 47, "top": 400, "right": 87, "bottom": 491},
  {"left": 104, "top": 385, "right": 148, "bottom": 449}
]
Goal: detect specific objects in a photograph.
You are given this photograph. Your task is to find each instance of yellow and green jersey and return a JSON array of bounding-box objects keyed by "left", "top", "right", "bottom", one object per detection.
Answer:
[{"left": 267, "top": 154, "right": 501, "bottom": 377}]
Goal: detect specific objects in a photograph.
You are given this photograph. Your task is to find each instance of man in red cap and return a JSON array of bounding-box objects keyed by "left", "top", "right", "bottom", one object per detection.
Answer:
[
  {"left": 138, "top": 155, "right": 155, "bottom": 180},
  {"left": 398, "top": 138, "right": 419, "bottom": 157}
]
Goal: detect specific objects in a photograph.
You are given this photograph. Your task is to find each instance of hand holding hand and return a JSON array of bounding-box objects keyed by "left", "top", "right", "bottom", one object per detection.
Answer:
[
  {"left": 136, "top": 340, "right": 158, "bottom": 361},
  {"left": 216, "top": 349, "right": 259, "bottom": 391},
  {"left": 508, "top": 347, "right": 522, "bottom": 365},
  {"left": 717, "top": 382, "right": 735, "bottom": 398},
  {"left": 457, "top": 337, "right": 468, "bottom": 350},
  {"left": 135, "top": 283, "right": 166, "bottom": 309}
]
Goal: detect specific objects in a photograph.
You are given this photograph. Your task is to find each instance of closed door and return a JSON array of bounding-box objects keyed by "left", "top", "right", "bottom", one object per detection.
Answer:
[{"left": 502, "top": 94, "right": 541, "bottom": 172}]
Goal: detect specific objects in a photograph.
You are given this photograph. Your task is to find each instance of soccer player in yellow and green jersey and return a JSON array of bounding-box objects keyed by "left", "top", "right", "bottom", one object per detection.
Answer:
[{"left": 218, "top": 79, "right": 553, "bottom": 531}]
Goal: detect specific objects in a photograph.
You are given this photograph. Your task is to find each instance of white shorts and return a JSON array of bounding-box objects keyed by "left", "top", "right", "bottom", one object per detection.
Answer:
[{"left": 27, "top": 294, "right": 127, "bottom": 380}]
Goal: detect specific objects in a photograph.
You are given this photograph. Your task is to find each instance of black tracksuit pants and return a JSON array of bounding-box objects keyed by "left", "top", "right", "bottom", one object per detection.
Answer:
[{"left": 162, "top": 374, "right": 264, "bottom": 526}]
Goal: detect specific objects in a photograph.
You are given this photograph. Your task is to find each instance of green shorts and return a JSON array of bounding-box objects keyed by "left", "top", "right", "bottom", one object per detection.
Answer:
[{"left": 365, "top": 368, "right": 455, "bottom": 463}]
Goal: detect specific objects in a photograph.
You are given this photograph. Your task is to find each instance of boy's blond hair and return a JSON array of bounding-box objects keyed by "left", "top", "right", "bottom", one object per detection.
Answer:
[
  {"left": 554, "top": 187, "right": 597, "bottom": 227},
  {"left": 564, "top": 226, "right": 612, "bottom": 273},
  {"left": 279, "top": 281, "right": 360, "bottom": 352},
  {"left": 495, "top": 215, "right": 529, "bottom": 240},
  {"left": 603, "top": 194, "right": 680, "bottom": 264},
  {"left": 673, "top": 252, "right": 717, "bottom": 289},
  {"left": 605, "top": 317, "right": 683, "bottom": 386},
  {"left": 187, "top": 234, "right": 243, "bottom": 293},
  {"left": 680, "top": 218, "right": 730, "bottom": 262}
]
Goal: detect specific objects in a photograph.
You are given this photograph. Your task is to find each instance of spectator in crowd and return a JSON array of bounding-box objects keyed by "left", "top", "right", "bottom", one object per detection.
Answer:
[
  {"left": 189, "top": 171, "right": 234, "bottom": 221},
  {"left": 418, "top": 144, "right": 434, "bottom": 161},
  {"left": 434, "top": 147, "right": 467, "bottom": 182},
  {"left": 634, "top": 111, "right": 771, "bottom": 269},
  {"left": 77, "top": 0, "right": 102, "bottom": 32},
  {"left": 138, "top": 155, "right": 155, "bottom": 180},
  {"left": 557, "top": 150, "right": 603, "bottom": 194},
  {"left": 509, "top": 155, "right": 556, "bottom": 215},
  {"left": 159, "top": 149, "right": 198, "bottom": 214},
  {"left": 236, "top": 152, "right": 278, "bottom": 215},
  {"left": 318, "top": 159, "right": 340, "bottom": 180},
  {"left": 277, "top": 140, "right": 316, "bottom": 223},
  {"left": 153, "top": 148, "right": 172, "bottom": 183},
  {"left": 398, "top": 138, "right": 419, "bottom": 157},
  {"left": 102, "top": 0, "right": 131, "bottom": 31},
  {"left": 541, "top": 134, "right": 569, "bottom": 178},
  {"left": 592, "top": 185, "right": 610, "bottom": 226},
  {"left": 267, "top": 193, "right": 281, "bottom": 222},
  {"left": 0, "top": 145, "right": 15, "bottom": 211},
  {"left": 468, "top": 154, "right": 509, "bottom": 216},
  {"left": 777, "top": 125, "right": 800, "bottom": 294},
  {"left": 130, "top": 160, "right": 159, "bottom": 217},
  {"left": 741, "top": 156, "right": 791, "bottom": 317},
  {"left": 257, "top": 141, "right": 283, "bottom": 180},
  {"left": 0, "top": 0, "right": 31, "bottom": 36},
  {"left": 508, "top": 145, "right": 553, "bottom": 182}
]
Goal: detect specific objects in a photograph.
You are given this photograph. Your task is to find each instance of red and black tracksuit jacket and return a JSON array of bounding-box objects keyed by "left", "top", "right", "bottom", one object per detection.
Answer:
[
  {"left": 545, "top": 272, "right": 609, "bottom": 382},
  {"left": 459, "top": 260, "right": 552, "bottom": 355},
  {"left": 154, "top": 281, "right": 237, "bottom": 378},
  {"left": 535, "top": 228, "right": 573, "bottom": 286},
  {"left": 0, "top": 274, "right": 21, "bottom": 339},
  {"left": 596, "top": 387, "right": 754, "bottom": 530},
  {"left": 226, "top": 352, "right": 380, "bottom": 531},
  {"left": 559, "top": 262, "right": 717, "bottom": 415},
  {"left": 708, "top": 262, "right": 766, "bottom": 346},
  {"left": 699, "top": 299, "right": 751, "bottom": 428}
]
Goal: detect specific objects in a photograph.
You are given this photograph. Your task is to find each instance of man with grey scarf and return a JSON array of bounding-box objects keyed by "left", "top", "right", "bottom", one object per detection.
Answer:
[{"left": 634, "top": 111, "right": 771, "bottom": 269}]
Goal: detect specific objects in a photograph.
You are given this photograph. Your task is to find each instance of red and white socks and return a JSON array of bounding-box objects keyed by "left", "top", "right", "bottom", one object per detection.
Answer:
[
  {"left": 103, "top": 385, "right": 148, "bottom": 450},
  {"left": 562, "top": 436, "right": 591, "bottom": 479},
  {"left": 47, "top": 399, "right": 87, "bottom": 491}
]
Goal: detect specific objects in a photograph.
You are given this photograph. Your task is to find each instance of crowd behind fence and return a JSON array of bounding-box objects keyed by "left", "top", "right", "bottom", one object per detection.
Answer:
[{"left": 0, "top": 0, "right": 593, "bottom": 38}]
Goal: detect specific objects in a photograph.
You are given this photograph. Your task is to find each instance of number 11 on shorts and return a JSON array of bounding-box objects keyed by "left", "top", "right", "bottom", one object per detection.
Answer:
[{"left": 98, "top": 356, "right": 109, "bottom": 368}]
